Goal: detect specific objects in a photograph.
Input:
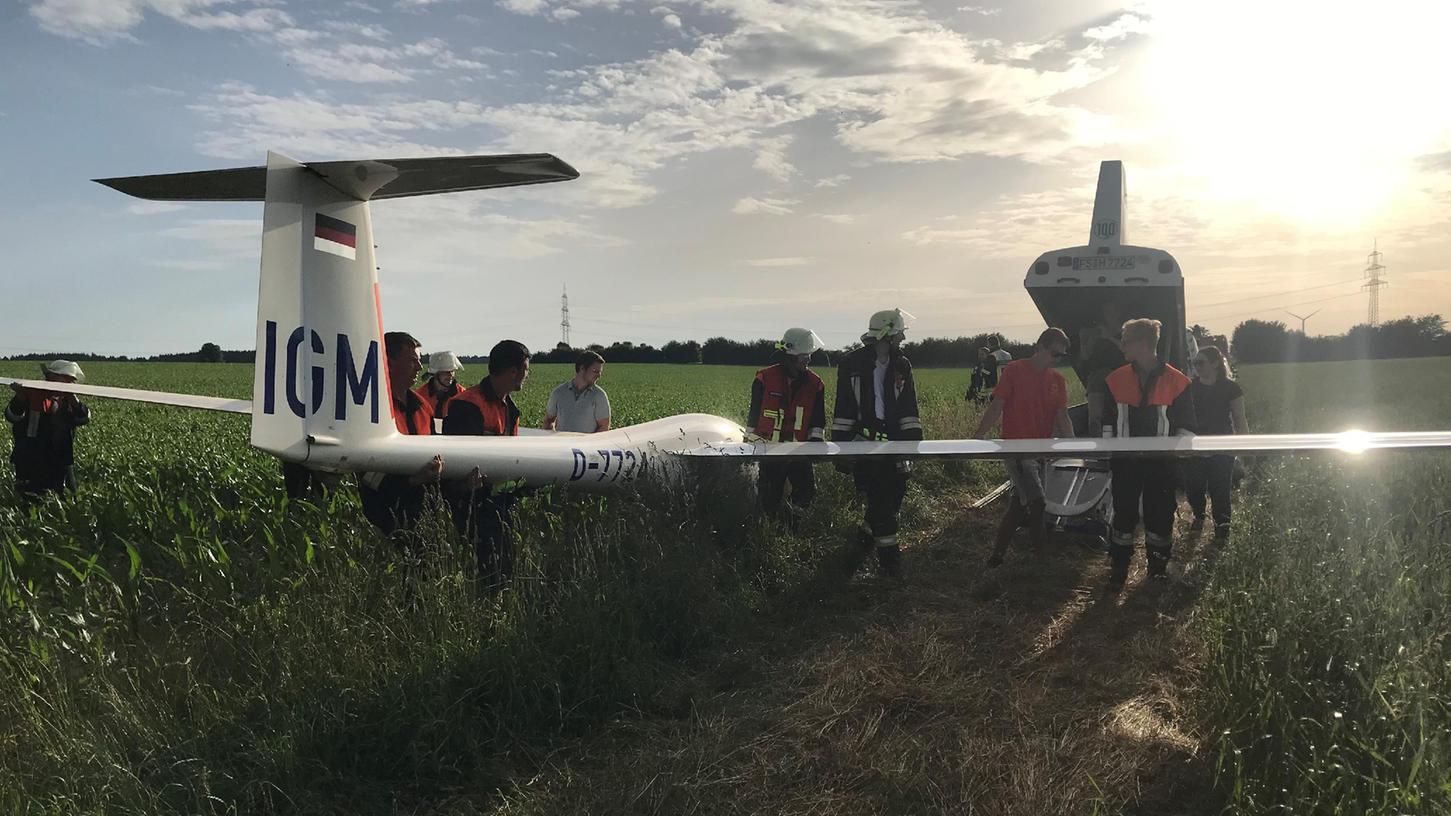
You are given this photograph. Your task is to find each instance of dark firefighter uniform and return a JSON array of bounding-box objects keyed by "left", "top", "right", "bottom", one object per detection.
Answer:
[
  {"left": 831, "top": 346, "right": 924, "bottom": 573},
  {"left": 358, "top": 388, "right": 435, "bottom": 539},
  {"left": 442, "top": 376, "right": 522, "bottom": 583},
  {"left": 747, "top": 363, "right": 827, "bottom": 515},
  {"left": 6, "top": 389, "right": 89, "bottom": 500},
  {"left": 1105, "top": 361, "right": 1196, "bottom": 583}
]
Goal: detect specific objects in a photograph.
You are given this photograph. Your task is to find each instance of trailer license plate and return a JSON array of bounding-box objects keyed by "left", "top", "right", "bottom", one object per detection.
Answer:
[{"left": 1073, "top": 256, "right": 1135, "bottom": 270}]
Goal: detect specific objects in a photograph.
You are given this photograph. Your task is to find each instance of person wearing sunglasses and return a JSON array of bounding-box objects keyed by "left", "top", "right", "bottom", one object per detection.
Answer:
[
  {"left": 974, "top": 328, "right": 1075, "bottom": 566},
  {"left": 1185, "top": 346, "right": 1247, "bottom": 542}
]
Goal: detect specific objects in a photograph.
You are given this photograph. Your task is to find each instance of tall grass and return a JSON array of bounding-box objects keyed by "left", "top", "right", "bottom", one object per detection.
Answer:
[
  {"left": 1193, "top": 357, "right": 1451, "bottom": 813},
  {"left": 0, "top": 361, "right": 1011, "bottom": 814}
]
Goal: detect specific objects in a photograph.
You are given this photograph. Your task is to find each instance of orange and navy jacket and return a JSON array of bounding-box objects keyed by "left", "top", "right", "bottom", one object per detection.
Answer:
[
  {"left": 830, "top": 346, "right": 923, "bottom": 442},
  {"left": 441, "top": 376, "right": 520, "bottom": 437},
  {"left": 6, "top": 391, "right": 89, "bottom": 470},
  {"left": 392, "top": 388, "right": 434, "bottom": 436},
  {"left": 413, "top": 380, "right": 461, "bottom": 418},
  {"left": 1105, "top": 361, "right": 1196, "bottom": 438},
  {"left": 747, "top": 364, "right": 826, "bottom": 442}
]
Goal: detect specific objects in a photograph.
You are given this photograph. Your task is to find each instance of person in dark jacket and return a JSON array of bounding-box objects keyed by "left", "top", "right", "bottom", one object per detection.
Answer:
[
  {"left": 831, "top": 309, "right": 923, "bottom": 577},
  {"left": 6, "top": 360, "right": 90, "bottom": 502},
  {"left": 1104, "top": 318, "right": 1197, "bottom": 589},
  {"left": 1185, "top": 345, "right": 1248, "bottom": 543},
  {"left": 747, "top": 327, "right": 828, "bottom": 521},
  {"left": 964, "top": 347, "right": 996, "bottom": 404},
  {"left": 442, "top": 339, "right": 529, "bottom": 584},
  {"left": 357, "top": 332, "right": 444, "bottom": 543}
]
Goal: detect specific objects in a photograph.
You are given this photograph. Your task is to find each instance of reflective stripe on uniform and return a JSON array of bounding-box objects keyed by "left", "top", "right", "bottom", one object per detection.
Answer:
[{"left": 874, "top": 535, "right": 897, "bottom": 548}]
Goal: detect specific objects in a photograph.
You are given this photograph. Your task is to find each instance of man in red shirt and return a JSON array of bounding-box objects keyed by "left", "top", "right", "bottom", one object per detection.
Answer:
[{"left": 974, "top": 328, "right": 1074, "bottom": 566}]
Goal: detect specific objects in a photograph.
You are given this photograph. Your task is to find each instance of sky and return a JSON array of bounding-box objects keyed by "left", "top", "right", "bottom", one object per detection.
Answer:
[{"left": 2, "top": 0, "right": 1449, "bottom": 357}]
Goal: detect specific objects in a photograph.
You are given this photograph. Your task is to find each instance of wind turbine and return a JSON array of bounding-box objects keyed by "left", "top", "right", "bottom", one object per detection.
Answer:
[{"left": 1286, "top": 308, "right": 1321, "bottom": 334}]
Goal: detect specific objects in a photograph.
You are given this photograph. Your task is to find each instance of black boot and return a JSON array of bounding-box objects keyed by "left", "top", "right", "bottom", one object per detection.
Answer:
[
  {"left": 987, "top": 500, "right": 1027, "bottom": 567},
  {"left": 876, "top": 542, "right": 903, "bottom": 578},
  {"left": 1146, "top": 535, "right": 1171, "bottom": 579},
  {"left": 1107, "top": 541, "right": 1133, "bottom": 592}
]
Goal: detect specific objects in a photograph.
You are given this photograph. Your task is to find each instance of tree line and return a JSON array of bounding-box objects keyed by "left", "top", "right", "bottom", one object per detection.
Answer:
[
  {"left": 1230, "top": 315, "right": 1449, "bottom": 364},
  {"left": 9, "top": 316, "right": 1447, "bottom": 367}
]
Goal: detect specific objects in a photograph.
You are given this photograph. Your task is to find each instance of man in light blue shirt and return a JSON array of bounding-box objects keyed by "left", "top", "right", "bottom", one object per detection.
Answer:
[{"left": 544, "top": 351, "right": 611, "bottom": 433}]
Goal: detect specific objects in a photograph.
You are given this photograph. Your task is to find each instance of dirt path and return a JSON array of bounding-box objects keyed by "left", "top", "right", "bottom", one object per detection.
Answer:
[{"left": 492, "top": 494, "right": 1223, "bottom": 815}]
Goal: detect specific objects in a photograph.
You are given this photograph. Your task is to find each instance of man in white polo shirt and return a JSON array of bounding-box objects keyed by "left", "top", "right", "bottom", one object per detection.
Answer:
[{"left": 544, "top": 350, "right": 611, "bottom": 433}]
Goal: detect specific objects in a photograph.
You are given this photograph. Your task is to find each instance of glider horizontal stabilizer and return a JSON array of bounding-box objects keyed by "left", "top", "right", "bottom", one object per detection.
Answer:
[
  {"left": 95, "top": 153, "right": 579, "bottom": 202},
  {"left": 7, "top": 379, "right": 251, "bottom": 415},
  {"left": 680, "top": 430, "right": 1451, "bottom": 460}
]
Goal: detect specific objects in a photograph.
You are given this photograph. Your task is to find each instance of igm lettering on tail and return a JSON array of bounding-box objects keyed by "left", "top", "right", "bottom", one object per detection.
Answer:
[{"left": 261, "top": 321, "right": 379, "bottom": 423}]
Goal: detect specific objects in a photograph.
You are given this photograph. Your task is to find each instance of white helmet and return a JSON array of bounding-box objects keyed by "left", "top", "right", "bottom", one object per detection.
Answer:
[
  {"left": 43, "top": 359, "right": 85, "bottom": 382},
  {"left": 778, "top": 327, "right": 825, "bottom": 356},
  {"left": 427, "top": 351, "right": 463, "bottom": 373},
  {"left": 864, "top": 308, "right": 914, "bottom": 342}
]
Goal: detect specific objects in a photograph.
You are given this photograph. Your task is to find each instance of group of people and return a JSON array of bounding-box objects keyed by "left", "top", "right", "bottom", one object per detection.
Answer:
[
  {"left": 8, "top": 309, "right": 1247, "bottom": 591},
  {"left": 354, "top": 335, "right": 612, "bottom": 584},
  {"left": 747, "top": 311, "right": 1248, "bottom": 590},
  {"left": 973, "top": 316, "right": 1248, "bottom": 591}
]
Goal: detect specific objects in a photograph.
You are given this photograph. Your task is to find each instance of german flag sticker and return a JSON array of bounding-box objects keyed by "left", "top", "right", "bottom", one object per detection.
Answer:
[{"left": 314, "top": 213, "right": 357, "bottom": 260}]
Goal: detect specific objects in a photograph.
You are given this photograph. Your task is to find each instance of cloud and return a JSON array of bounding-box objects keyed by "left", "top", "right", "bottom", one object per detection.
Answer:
[
  {"left": 322, "top": 21, "right": 391, "bottom": 40},
  {"left": 957, "top": 5, "right": 1001, "bottom": 15},
  {"left": 732, "top": 196, "right": 798, "bottom": 216},
  {"left": 745, "top": 257, "right": 814, "bottom": 267},
  {"left": 814, "top": 174, "right": 850, "bottom": 188},
  {"left": 551, "top": 7, "right": 579, "bottom": 19},
  {"left": 751, "top": 134, "right": 794, "bottom": 181},
  {"left": 812, "top": 213, "right": 855, "bottom": 224},
  {"left": 497, "top": 0, "right": 548, "bottom": 14},
  {"left": 651, "top": 6, "right": 682, "bottom": 29},
  {"left": 29, "top": 0, "right": 291, "bottom": 44},
  {"left": 126, "top": 202, "right": 188, "bottom": 215},
  {"left": 186, "top": 1, "right": 1147, "bottom": 211}
]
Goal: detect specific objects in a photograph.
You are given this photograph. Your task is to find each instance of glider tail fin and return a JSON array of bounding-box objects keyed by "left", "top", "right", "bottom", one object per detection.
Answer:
[
  {"left": 1088, "top": 159, "right": 1126, "bottom": 248},
  {"left": 97, "top": 150, "right": 580, "bottom": 464},
  {"left": 250, "top": 151, "right": 390, "bottom": 462}
]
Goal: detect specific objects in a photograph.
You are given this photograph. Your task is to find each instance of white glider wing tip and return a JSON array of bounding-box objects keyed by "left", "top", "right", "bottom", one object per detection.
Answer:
[
  {"left": 679, "top": 432, "right": 1451, "bottom": 460},
  {"left": 8, "top": 379, "right": 251, "bottom": 415}
]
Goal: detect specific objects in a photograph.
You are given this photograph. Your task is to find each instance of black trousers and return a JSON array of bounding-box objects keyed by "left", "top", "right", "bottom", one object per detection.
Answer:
[
  {"left": 759, "top": 460, "right": 815, "bottom": 514},
  {"left": 854, "top": 461, "right": 909, "bottom": 540},
  {"left": 1184, "top": 455, "right": 1234, "bottom": 526},
  {"left": 454, "top": 492, "right": 516, "bottom": 583},
  {"left": 1111, "top": 459, "right": 1177, "bottom": 540},
  {"left": 15, "top": 463, "right": 74, "bottom": 502}
]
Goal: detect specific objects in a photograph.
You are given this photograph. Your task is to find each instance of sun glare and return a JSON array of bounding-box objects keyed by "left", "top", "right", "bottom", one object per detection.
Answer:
[
  {"left": 1335, "top": 430, "right": 1372, "bottom": 455},
  {"left": 1143, "top": 0, "right": 1451, "bottom": 226}
]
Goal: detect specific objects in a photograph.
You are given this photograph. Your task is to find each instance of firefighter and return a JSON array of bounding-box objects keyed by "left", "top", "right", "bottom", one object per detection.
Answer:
[
  {"left": 6, "top": 359, "right": 90, "bottom": 502},
  {"left": 746, "top": 328, "right": 828, "bottom": 521},
  {"left": 442, "top": 339, "right": 529, "bottom": 585},
  {"left": 974, "top": 328, "right": 1075, "bottom": 567},
  {"left": 831, "top": 309, "right": 923, "bottom": 577},
  {"left": 1104, "top": 318, "right": 1197, "bottom": 590},
  {"left": 415, "top": 350, "right": 464, "bottom": 421},
  {"left": 357, "top": 332, "right": 445, "bottom": 541}
]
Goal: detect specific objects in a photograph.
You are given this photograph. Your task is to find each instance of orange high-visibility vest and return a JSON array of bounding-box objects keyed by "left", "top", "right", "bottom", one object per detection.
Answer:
[
  {"left": 1106, "top": 363, "right": 1190, "bottom": 437},
  {"left": 752, "top": 364, "right": 825, "bottom": 442}
]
